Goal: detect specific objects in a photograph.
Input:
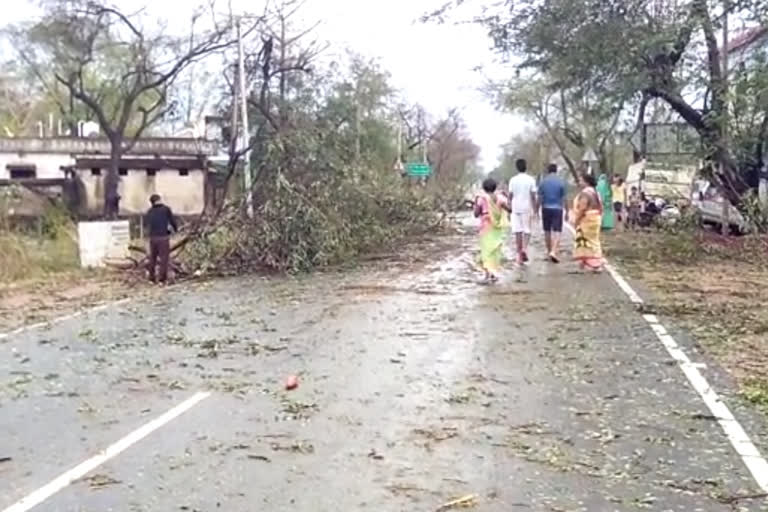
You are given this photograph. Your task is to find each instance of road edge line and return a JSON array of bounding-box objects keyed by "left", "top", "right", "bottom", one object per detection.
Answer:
[
  {"left": 2, "top": 391, "right": 211, "bottom": 512},
  {"left": 0, "top": 298, "right": 131, "bottom": 342},
  {"left": 565, "top": 223, "right": 768, "bottom": 492}
]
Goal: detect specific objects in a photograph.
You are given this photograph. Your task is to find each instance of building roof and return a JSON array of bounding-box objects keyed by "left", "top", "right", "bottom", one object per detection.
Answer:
[
  {"left": 72, "top": 157, "right": 207, "bottom": 170},
  {"left": 0, "top": 137, "right": 219, "bottom": 156},
  {"left": 726, "top": 26, "right": 768, "bottom": 55}
]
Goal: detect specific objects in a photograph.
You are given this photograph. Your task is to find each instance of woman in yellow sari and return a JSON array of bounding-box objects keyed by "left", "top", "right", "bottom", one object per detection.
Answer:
[
  {"left": 571, "top": 173, "right": 604, "bottom": 272},
  {"left": 474, "top": 177, "right": 509, "bottom": 283}
]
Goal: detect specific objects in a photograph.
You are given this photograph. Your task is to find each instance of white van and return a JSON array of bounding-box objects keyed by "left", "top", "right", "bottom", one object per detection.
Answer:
[
  {"left": 625, "top": 160, "right": 750, "bottom": 231},
  {"left": 691, "top": 180, "right": 748, "bottom": 233}
]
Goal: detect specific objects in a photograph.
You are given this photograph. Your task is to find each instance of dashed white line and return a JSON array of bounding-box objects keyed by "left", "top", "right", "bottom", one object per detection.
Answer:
[
  {"left": 566, "top": 224, "right": 768, "bottom": 492},
  {"left": 1, "top": 391, "right": 211, "bottom": 512}
]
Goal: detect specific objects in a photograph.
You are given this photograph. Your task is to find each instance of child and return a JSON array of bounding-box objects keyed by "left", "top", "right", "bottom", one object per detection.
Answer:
[{"left": 612, "top": 177, "right": 627, "bottom": 227}]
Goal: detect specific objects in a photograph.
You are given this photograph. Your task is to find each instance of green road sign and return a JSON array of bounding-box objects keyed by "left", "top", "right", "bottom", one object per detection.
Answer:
[{"left": 406, "top": 163, "right": 432, "bottom": 177}]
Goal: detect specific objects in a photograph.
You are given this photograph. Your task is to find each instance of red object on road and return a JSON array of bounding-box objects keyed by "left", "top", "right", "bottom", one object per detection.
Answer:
[{"left": 285, "top": 375, "right": 299, "bottom": 390}]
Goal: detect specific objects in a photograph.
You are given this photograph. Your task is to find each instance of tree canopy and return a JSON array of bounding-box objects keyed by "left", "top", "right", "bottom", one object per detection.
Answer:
[{"left": 430, "top": 0, "right": 768, "bottom": 216}]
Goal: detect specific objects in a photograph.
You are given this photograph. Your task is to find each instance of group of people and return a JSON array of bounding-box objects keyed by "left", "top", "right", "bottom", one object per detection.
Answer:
[{"left": 473, "top": 159, "right": 606, "bottom": 283}]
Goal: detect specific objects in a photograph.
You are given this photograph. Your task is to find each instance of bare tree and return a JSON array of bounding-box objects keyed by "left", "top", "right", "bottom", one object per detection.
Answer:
[
  {"left": 6, "top": 0, "right": 257, "bottom": 218},
  {"left": 429, "top": 114, "right": 480, "bottom": 188}
]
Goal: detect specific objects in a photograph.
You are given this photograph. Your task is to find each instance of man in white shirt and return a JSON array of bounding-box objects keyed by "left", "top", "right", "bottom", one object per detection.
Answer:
[{"left": 508, "top": 158, "right": 538, "bottom": 264}]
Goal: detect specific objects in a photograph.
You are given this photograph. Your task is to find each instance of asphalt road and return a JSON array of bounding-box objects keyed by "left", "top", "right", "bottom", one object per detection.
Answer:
[{"left": 2, "top": 224, "right": 768, "bottom": 511}]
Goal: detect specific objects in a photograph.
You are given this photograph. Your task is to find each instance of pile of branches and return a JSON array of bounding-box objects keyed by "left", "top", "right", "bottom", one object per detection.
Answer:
[{"left": 180, "top": 171, "right": 444, "bottom": 275}]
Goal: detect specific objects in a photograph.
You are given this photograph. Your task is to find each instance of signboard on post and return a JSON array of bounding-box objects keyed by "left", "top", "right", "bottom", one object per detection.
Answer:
[
  {"left": 643, "top": 122, "right": 699, "bottom": 156},
  {"left": 406, "top": 162, "right": 432, "bottom": 177},
  {"left": 582, "top": 147, "right": 598, "bottom": 175},
  {"left": 582, "top": 148, "right": 598, "bottom": 163},
  {"left": 77, "top": 220, "right": 130, "bottom": 268}
]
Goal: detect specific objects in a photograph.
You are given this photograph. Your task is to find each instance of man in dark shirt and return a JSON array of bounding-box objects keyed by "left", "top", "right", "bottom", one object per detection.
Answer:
[
  {"left": 145, "top": 194, "right": 178, "bottom": 283},
  {"left": 538, "top": 164, "right": 567, "bottom": 263}
]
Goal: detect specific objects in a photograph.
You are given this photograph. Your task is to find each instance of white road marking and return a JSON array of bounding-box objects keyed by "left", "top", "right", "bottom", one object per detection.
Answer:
[
  {"left": 565, "top": 223, "right": 768, "bottom": 492},
  {"left": 1, "top": 391, "right": 211, "bottom": 512},
  {"left": 0, "top": 298, "right": 130, "bottom": 341}
]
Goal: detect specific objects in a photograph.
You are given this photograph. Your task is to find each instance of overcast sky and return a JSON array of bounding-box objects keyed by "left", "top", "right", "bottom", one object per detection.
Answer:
[
  {"left": 6, "top": 0, "right": 522, "bottom": 171},
  {"left": 297, "top": 0, "right": 522, "bottom": 171}
]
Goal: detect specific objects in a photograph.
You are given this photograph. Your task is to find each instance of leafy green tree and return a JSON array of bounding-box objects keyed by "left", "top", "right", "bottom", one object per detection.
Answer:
[{"left": 430, "top": 0, "right": 768, "bottom": 216}]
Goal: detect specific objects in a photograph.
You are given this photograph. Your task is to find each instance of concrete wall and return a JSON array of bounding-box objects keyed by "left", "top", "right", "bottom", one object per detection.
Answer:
[
  {"left": 0, "top": 137, "right": 214, "bottom": 217},
  {"left": 75, "top": 168, "right": 206, "bottom": 216},
  {"left": 0, "top": 152, "right": 71, "bottom": 179}
]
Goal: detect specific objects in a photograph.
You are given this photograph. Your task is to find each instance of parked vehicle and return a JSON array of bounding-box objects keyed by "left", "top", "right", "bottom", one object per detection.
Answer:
[
  {"left": 627, "top": 160, "right": 749, "bottom": 233},
  {"left": 691, "top": 180, "right": 748, "bottom": 233},
  {"left": 637, "top": 195, "right": 681, "bottom": 227}
]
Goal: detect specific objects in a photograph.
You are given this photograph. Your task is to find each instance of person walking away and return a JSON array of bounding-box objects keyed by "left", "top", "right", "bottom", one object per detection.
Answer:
[
  {"left": 627, "top": 186, "right": 641, "bottom": 229},
  {"left": 597, "top": 174, "right": 614, "bottom": 230},
  {"left": 571, "top": 173, "right": 604, "bottom": 272},
  {"left": 538, "top": 163, "right": 567, "bottom": 263},
  {"left": 612, "top": 176, "right": 627, "bottom": 228},
  {"left": 474, "top": 178, "right": 510, "bottom": 283},
  {"left": 145, "top": 194, "right": 178, "bottom": 284},
  {"left": 508, "top": 158, "right": 538, "bottom": 265}
]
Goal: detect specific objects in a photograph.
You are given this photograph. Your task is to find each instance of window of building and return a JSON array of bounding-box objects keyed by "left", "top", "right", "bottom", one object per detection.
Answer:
[
  {"left": 179, "top": 168, "right": 189, "bottom": 176},
  {"left": 118, "top": 168, "right": 129, "bottom": 176},
  {"left": 146, "top": 168, "right": 157, "bottom": 177},
  {"left": 91, "top": 168, "right": 102, "bottom": 176},
  {"left": 8, "top": 165, "right": 36, "bottom": 179}
]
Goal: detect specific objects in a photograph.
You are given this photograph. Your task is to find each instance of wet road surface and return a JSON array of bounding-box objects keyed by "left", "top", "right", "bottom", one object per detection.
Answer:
[{"left": 2, "top": 225, "right": 768, "bottom": 511}]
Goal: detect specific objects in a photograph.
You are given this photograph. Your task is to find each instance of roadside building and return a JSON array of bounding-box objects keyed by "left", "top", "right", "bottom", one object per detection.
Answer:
[{"left": 0, "top": 136, "right": 219, "bottom": 219}]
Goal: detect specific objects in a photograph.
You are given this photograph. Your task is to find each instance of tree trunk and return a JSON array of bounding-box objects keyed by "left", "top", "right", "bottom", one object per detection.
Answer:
[
  {"left": 68, "top": 88, "right": 78, "bottom": 137},
  {"left": 104, "top": 138, "right": 122, "bottom": 219},
  {"left": 278, "top": 15, "right": 288, "bottom": 128}
]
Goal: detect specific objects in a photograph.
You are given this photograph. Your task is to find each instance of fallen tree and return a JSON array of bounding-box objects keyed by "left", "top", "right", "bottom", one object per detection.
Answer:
[{"left": 99, "top": 4, "right": 477, "bottom": 278}]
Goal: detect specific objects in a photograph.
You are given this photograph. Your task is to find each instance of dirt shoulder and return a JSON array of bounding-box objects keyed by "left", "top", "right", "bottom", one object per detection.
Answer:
[
  {"left": 0, "top": 227, "right": 464, "bottom": 333},
  {"left": 0, "top": 271, "right": 143, "bottom": 331},
  {"left": 604, "top": 228, "right": 768, "bottom": 410}
]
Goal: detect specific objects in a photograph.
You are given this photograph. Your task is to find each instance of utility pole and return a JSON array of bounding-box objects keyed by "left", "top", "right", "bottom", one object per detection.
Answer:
[
  {"left": 230, "top": 61, "right": 239, "bottom": 153},
  {"left": 397, "top": 118, "right": 402, "bottom": 161},
  {"left": 355, "top": 102, "right": 361, "bottom": 162},
  {"left": 421, "top": 108, "right": 427, "bottom": 163},
  {"left": 237, "top": 19, "right": 253, "bottom": 218},
  {"left": 394, "top": 116, "right": 404, "bottom": 175},
  {"left": 721, "top": 0, "right": 730, "bottom": 234}
]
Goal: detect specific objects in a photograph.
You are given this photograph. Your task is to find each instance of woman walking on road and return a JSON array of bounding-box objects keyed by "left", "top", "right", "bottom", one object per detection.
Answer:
[
  {"left": 474, "top": 177, "right": 509, "bottom": 283},
  {"left": 597, "top": 174, "right": 614, "bottom": 231},
  {"left": 571, "top": 173, "right": 605, "bottom": 273}
]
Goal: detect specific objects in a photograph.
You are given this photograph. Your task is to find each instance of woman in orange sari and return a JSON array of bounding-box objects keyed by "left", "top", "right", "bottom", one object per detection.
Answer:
[{"left": 571, "top": 173, "right": 604, "bottom": 272}]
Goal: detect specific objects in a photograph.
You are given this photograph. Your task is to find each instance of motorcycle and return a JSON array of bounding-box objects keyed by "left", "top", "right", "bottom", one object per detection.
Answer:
[{"left": 638, "top": 196, "right": 681, "bottom": 228}]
